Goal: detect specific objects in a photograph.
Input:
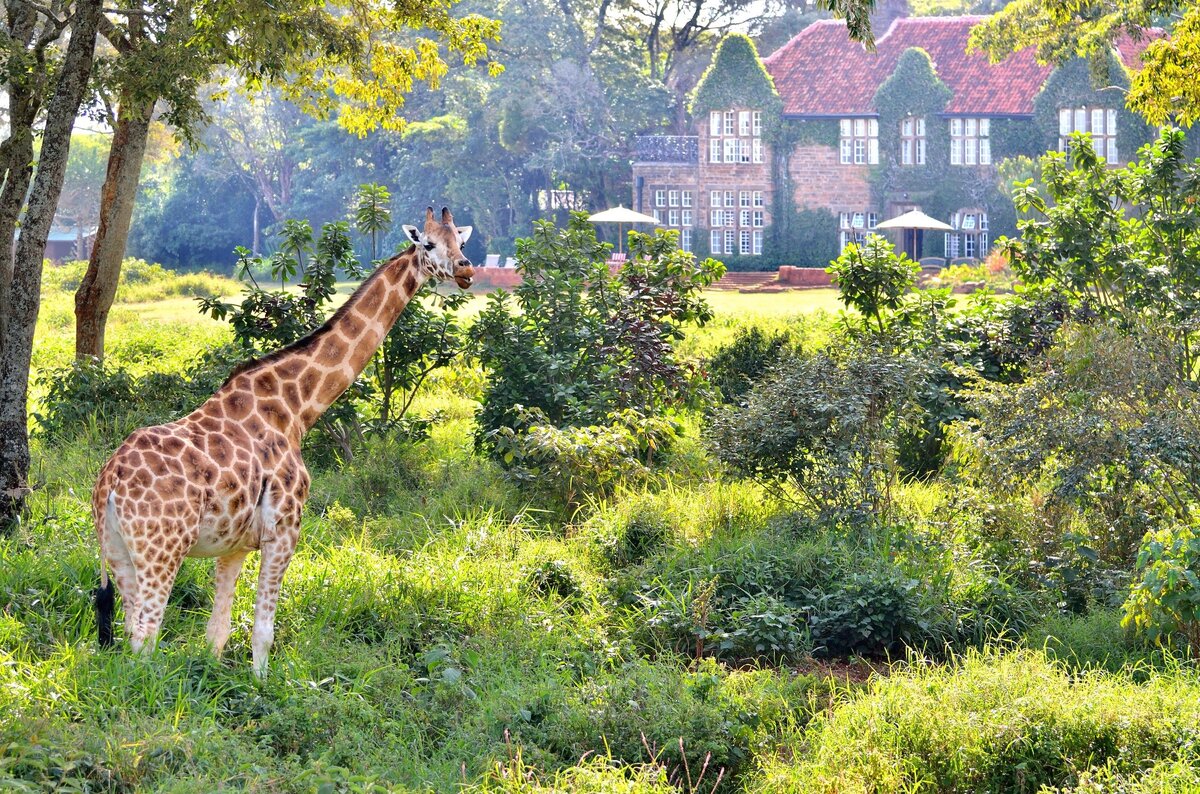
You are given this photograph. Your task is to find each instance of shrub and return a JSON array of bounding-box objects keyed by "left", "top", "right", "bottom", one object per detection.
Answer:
[
  {"left": 488, "top": 406, "right": 678, "bottom": 513},
  {"left": 960, "top": 323, "right": 1200, "bottom": 561},
  {"left": 826, "top": 233, "right": 919, "bottom": 335},
  {"left": 707, "top": 346, "right": 924, "bottom": 525},
  {"left": 473, "top": 213, "right": 723, "bottom": 441},
  {"left": 705, "top": 326, "right": 795, "bottom": 405},
  {"left": 1123, "top": 523, "right": 1200, "bottom": 656}
]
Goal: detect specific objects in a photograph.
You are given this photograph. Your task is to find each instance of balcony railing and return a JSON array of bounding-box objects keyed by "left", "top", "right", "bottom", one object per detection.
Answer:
[{"left": 634, "top": 135, "right": 698, "bottom": 163}]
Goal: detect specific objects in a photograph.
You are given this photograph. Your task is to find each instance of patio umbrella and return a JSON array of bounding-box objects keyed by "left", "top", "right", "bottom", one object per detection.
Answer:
[
  {"left": 587, "top": 205, "right": 660, "bottom": 254},
  {"left": 876, "top": 209, "right": 953, "bottom": 261}
]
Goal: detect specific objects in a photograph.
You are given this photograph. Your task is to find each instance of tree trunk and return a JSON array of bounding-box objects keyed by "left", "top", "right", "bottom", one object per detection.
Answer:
[
  {"left": 0, "top": 0, "right": 102, "bottom": 531},
  {"left": 74, "top": 95, "right": 155, "bottom": 360}
]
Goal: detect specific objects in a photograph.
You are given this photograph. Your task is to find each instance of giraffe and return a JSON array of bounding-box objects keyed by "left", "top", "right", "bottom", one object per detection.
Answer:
[{"left": 91, "top": 206, "right": 474, "bottom": 677}]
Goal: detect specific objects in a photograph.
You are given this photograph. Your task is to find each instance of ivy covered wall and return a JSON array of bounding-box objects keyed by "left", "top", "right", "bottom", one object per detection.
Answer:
[
  {"left": 690, "top": 34, "right": 783, "bottom": 123},
  {"left": 869, "top": 47, "right": 1017, "bottom": 259},
  {"left": 1031, "top": 52, "right": 1154, "bottom": 159}
]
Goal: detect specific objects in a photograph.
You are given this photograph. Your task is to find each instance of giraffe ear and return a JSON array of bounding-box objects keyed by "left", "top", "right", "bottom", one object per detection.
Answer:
[
  {"left": 402, "top": 225, "right": 424, "bottom": 247},
  {"left": 456, "top": 226, "right": 473, "bottom": 245}
]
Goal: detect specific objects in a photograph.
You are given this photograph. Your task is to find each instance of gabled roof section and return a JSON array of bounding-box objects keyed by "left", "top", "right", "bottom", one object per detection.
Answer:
[{"left": 762, "top": 16, "right": 1159, "bottom": 118}]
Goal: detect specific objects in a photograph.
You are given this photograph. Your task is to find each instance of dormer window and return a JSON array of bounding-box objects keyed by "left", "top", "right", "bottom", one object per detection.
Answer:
[
  {"left": 839, "top": 119, "right": 879, "bottom": 165},
  {"left": 1059, "top": 106, "right": 1118, "bottom": 164},
  {"left": 950, "top": 118, "right": 990, "bottom": 165},
  {"left": 900, "top": 116, "right": 926, "bottom": 165},
  {"left": 708, "top": 108, "right": 765, "bottom": 165}
]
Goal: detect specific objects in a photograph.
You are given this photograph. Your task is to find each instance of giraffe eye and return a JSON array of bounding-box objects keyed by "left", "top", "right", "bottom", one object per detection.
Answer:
[{"left": 424, "top": 242, "right": 436, "bottom": 251}]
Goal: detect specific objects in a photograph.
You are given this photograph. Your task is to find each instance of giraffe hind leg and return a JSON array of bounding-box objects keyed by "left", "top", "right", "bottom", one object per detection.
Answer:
[
  {"left": 130, "top": 539, "right": 187, "bottom": 656},
  {"left": 99, "top": 503, "right": 143, "bottom": 651}
]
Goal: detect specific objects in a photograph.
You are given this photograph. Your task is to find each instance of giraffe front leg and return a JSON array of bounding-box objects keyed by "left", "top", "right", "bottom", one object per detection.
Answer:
[
  {"left": 206, "top": 550, "right": 249, "bottom": 656},
  {"left": 251, "top": 534, "right": 297, "bottom": 678}
]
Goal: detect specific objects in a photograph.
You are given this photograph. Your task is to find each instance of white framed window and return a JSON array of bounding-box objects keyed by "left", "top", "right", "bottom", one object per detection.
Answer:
[
  {"left": 710, "top": 190, "right": 721, "bottom": 208},
  {"left": 950, "top": 118, "right": 991, "bottom": 165},
  {"left": 682, "top": 191, "right": 693, "bottom": 208},
  {"left": 739, "top": 110, "right": 751, "bottom": 136},
  {"left": 668, "top": 209, "right": 679, "bottom": 226},
  {"left": 739, "top": 139, "right": 751, "bottom": 163},
  {"left": 945, "top": 210, "right": 990, "bottom": 259},
  {"left": 739, "top": 191, "right": 751, "bottom": 207},
  {"left": 724, "top": 229, "right": 736, "bottom": 255},
  {"left": 709, "top": 139, "right": 720, "bottom": 163},
  {"left": 724, "top": 138, "right": 737, "bottom": 163},
  {"left": 710, "top": 111, "right": 721, "bottom": 136},
  {"left": 710, "top": 209, "right": 722, "bottom": 227},
  {"left": 752, "top": 111, "right": 762, "bottom": 137},
  {"left": 724, "top": 191, "right": 735, "bottom": 207},
  {"left": 752, "top": 139, "right": 763, "bottom": 163},
  {"left": 1059, "top": 106, "right": 1119, "bottom": 164},
  {"left": 753, "top": 191, "right": 764, "bottom": 207},
  {"left": 724, "top": 111, "right": 735, "bottom": 136},
  {"left": 740, "top": 209, "right": 751, "bottom": 227},
  {"left": 900, "top": 116, "right": 926, "bottom": 165},
  {"left": 753, "top": 210, "right": 764, "bottom": 227},
  {"left": 655, "top": 190, "right": 666, "bottom": 207},
  {"left": 839, "top": 118, "right": 879, "bottom": 165},
  {"left": 653, "top": 209, "right": 662, "bottom": 223},
  {"left": 682, "top": 210, "right": 692, "bottom": 227},
  {"left": 839, "top": 209, "right": 876, "bottom": 252},
  {"left": 681, "top": 228, "right": 693, "bottom": 252},
  {"left": 752, "top": 229, "right": 763, "bottom": 255},
  {"left": 740, "top": 229, "right": 751, "bottom": 254},
  {"left": 668, "top": 190, "right": 679, "bottom": 207},
  {"left": 711, "top": 229, "right": 722, "bottom": 252},
  {"left": 724, "top": 209, "right": 735, "bottom": 227}
]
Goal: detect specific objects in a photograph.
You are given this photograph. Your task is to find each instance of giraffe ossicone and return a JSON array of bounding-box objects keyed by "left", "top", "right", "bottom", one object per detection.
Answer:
[{"left": 91, "top": 206, "right": 474, "bottom": 677}]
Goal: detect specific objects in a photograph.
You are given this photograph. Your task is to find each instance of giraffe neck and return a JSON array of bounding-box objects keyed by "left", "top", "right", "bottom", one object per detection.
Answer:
[{"left": 224, "top": 247, "right": 430, "bottom": 439}]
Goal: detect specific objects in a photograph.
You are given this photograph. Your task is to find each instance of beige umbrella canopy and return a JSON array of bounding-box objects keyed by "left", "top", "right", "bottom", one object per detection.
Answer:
[
  {"left": 875, "top": 209, "right": 953, "bottom": 231},
  {"left": 876, "top": 209, "right": 953, "bottom": 260},
  {"left": 587, "top": 205, "right": 660, "bottom": 254}
]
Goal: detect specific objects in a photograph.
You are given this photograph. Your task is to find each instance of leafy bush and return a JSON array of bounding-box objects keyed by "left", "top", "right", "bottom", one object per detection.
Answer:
[
  {"left": 1123, "top": 523, "right": 1200, "bottom": 656},
  {"left": 1004, "top": 128, "right": 1200, "bottom": 375},
  {"left": 826, "top": 233, "right": 919, "bottom": 335},
  {"left": 35, "top": 345, "right": 242, "bottom": 442},
  {"left": 960, "top": 323, "right": 1200, "bottom": 561},
  {"left": 707, "top": 346, "right": 923, "bottom": 525},
  {"left": 705, "top": 326, "right": 795, "bottom": 405},
  {"left": 473, "top": 213, "right": 722, "bottom": 440},
  {"left": 488, "top": 406, "right": 677, "bottom": 513}
]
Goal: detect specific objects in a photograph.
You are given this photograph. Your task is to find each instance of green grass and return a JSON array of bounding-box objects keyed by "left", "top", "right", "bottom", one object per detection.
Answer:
[{"left": 4, "top": 266, "right": 1199, "bottom": 791}]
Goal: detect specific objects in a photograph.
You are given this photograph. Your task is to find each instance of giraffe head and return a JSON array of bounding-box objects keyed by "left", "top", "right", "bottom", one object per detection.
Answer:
[{"left": 402, "top": 206, "right": 474, "bottom": 289}]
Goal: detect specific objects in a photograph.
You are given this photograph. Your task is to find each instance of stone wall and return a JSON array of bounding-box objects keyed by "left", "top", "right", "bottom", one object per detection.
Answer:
[{"left": 789, "top": 144, "right": 874, "bottom": 215}]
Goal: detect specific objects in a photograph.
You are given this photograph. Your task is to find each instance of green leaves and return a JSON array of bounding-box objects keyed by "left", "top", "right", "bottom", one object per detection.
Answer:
[
  {"left": 1123, "top": 523, "right": 1200, "bottom": 655},
  {"left": 473, "top": 212, "right": 721, "bottom": 444},
  {"left": 827, "top": 234, "right": 920, "bottom": 336}
]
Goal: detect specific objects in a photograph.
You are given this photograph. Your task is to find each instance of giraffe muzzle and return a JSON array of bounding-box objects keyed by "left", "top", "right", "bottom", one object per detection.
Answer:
[{"left": 453, "top": 265, "right": 474, "bottom": 290}]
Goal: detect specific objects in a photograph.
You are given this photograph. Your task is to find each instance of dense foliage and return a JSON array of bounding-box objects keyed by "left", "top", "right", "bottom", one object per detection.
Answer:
[{"left": 473, "top": 213, "right": 722, "bottom": 439}]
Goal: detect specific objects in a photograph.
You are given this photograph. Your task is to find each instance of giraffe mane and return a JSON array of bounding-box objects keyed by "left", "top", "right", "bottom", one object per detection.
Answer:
[{"left": 220, "top": 248, "right": 417, "bottom": 388}]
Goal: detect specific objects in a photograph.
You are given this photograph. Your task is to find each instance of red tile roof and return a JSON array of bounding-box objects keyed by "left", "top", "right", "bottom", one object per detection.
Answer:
[{"left": 762, "top": 16, "right": 1158, "bottom": 118}]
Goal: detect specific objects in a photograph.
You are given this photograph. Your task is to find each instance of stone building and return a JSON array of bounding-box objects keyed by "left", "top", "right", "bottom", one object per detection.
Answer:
[{"left": 632, "top": 16, "right": 1160, "bottom": 268}]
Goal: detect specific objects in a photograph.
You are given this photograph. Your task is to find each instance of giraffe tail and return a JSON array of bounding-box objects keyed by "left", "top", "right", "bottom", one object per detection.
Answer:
[{"left": 94, "top": 492, "right": 117, "bottom": 648}]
